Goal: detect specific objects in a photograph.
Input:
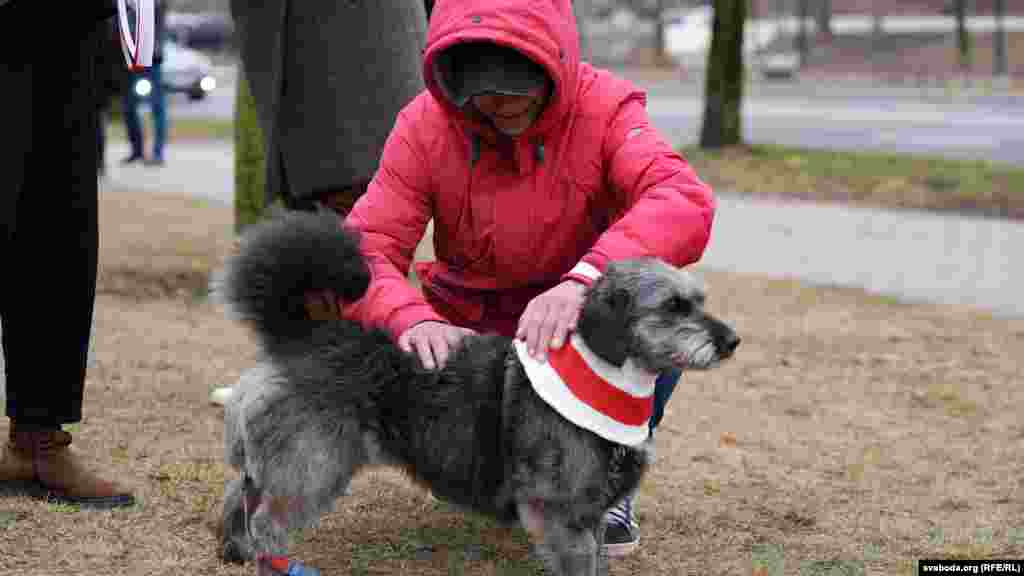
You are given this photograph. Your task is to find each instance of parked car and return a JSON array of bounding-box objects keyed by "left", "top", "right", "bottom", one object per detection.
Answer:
[
  {"left": 133, "top": 40, "right": 217, "bottom": 101},
  {"left": 166, "top": 12, "right": 235, "bottom": 52}
]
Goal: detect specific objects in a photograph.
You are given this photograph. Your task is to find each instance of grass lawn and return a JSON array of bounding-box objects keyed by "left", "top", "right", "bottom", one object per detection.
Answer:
[
  {"left": 681, "top": 143, "right": 1024, "bottom": 220},
  {"left": 105, "top": 117, "right": 235, "bottom": 142}
]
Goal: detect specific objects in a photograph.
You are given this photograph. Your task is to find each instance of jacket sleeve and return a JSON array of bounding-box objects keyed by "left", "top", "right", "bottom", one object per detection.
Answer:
[
  {"left": 564, "top": 97, "right": 716, "bottom": 285},
  {"left": 342, "top": 104, "right": 448, "bottom": 339}
]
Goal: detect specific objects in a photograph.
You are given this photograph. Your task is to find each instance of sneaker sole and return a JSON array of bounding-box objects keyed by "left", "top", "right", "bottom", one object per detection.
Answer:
[
  {"left": 210, "top": 386, "right": 234, "bottom": 406},
  {"left": 603, "top": 537, "right": 640, "bottom": 557},
  {"left": 46, "top": 491, "right": 136, "bottom": 510}
]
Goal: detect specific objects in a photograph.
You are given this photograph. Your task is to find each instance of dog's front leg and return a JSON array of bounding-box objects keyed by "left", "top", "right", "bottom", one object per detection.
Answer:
[
  {"left": 221, "top": 476, "right": 256, "bottom": 563},
  {"left": 516, "top": 499, "right": 605, "bottom": 576},
  {"left": 221, "top": 475, "right": 301, "bottom": 566}
]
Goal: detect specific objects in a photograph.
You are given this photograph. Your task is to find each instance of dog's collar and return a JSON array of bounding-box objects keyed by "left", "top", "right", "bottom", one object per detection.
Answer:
[{"left": 514, "top": 334, "right": 656, "bottom": 447}]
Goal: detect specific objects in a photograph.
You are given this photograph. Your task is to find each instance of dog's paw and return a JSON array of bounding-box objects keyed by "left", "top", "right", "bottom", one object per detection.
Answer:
[{"left": 221, "top": 537, "right": 253, "bottom": 564}]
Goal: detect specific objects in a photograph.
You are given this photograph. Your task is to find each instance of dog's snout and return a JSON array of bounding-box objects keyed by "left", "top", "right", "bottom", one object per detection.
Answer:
[
  {"left": 709, "top": 316, "right": 740, "bottom": 358},
  {"left": 722, "top": 332, "right": 741, "bottom": 356}
]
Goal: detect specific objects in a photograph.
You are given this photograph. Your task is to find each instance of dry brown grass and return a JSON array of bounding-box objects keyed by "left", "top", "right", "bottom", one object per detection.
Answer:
[{"left": 1, "top": 189, "right": 1022, "bottom": 575}]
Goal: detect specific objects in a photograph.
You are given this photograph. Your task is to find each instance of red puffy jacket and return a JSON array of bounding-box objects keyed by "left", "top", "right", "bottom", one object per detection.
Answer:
[{"left": 344, "top": 0, "right": 716, "bottom": 339}]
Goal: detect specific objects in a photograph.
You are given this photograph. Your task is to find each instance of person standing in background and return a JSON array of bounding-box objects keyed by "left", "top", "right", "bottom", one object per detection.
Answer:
[{"left": 120, "top": 0, "right": 168, "bottom": 167}]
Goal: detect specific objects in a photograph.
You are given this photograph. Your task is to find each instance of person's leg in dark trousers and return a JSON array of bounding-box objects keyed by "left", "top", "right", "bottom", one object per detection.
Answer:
[
  {"left": 120, "top": 71, "right": 145, "bottom": 162},
  {"left": 97, "top": 106, "right": 109, "bottom": 177},
  {"left": 4, "top": 61, "right": 99, "bottom": 428},
  {"left": 649, "top": 368, "right": 682, "bottom": 433},
  {"left": 603, "top": 368, "right": 682, "bottom": 556},
  {"left": 0, "top": 18, "right": 134, "bottom": 508},
  {"left": 146, "top": 63, "right": 167, "bottom": 164}
]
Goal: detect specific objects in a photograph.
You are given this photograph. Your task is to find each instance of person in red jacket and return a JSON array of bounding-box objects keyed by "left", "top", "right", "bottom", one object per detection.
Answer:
[{"left": 309, "top": 0, "right": 715, "bottom": 556}]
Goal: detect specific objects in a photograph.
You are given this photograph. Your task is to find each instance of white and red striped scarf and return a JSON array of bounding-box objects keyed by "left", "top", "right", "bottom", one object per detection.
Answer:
[{"left": 514, "top": 334, "right": 655, "bottom": 447}]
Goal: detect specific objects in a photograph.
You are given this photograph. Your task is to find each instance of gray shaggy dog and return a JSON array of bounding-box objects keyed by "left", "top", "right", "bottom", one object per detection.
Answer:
[{"left": 214, "top": 211, "right": 739, "bottom": 576}]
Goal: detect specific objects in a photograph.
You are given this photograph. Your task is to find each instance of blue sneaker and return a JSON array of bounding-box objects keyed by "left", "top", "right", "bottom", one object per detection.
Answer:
[{"left": 602, "top": 495, "right": 639, "bottom": 557}]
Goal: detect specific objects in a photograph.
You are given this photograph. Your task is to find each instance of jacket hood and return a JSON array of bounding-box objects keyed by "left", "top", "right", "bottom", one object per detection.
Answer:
[{"left": 422, "top": 0, "right": 580, "bottom": 139}]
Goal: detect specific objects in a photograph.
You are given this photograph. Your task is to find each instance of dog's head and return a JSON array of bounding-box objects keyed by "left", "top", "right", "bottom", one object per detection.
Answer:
[{"left": 576, "top": 258, "right": 739, "bottom": 373}]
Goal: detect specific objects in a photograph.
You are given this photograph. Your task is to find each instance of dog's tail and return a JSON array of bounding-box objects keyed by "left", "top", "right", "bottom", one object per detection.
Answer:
[{"left": 212, "top": 210, "right": 371, "bottom": 353}]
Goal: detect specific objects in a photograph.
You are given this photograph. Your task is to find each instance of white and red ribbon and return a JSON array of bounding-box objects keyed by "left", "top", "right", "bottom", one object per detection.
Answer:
[{"left": 117, "top": 0, "right": 154, "bottom": 70}]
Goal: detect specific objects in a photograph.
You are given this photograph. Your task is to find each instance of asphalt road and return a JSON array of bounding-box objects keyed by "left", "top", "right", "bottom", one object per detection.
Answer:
[{"left": 645, "top": 96, "right": 1024, "bottom": 165}]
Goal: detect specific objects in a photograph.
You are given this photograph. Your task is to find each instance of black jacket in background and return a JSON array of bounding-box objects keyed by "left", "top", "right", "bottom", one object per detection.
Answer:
[{"left": 230, "top": 0, "right": 428, "bottom": 207}]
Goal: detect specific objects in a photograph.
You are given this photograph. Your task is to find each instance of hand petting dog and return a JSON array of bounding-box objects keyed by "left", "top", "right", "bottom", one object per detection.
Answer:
[
  {"left": 397, "top": 321, "right": 477, "bottom": 370},
  {"left": 516, "top": 279, "right": 587, "bottom": 362}
]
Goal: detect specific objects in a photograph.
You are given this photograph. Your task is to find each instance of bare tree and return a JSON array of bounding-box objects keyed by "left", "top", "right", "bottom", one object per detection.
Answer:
[
  {"left": 994, "top": 0, "right": 1007, "bottom": 76},
  {"left": 796, "top": 0, "right": 810, "bottom": 67},
  {"left": 816, "top": 0, "right": 832, "bottom": 40},
  {"left": 953, "top": 0, "right": 971, "bottom": 73},
  {"left": 699, "top": 0, "right": 747, "bottom": 148}
]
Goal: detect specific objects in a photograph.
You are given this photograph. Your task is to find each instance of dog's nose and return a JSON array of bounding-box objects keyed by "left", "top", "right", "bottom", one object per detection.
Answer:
[{"left": 723, "top": 333, "right": 740, "bottom": 356}]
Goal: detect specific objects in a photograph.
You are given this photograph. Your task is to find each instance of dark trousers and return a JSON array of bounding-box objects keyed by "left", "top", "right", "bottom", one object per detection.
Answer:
[
  {"left": 650, "top": 369, "right": 681, "bottom": 434},
  {"left": 0, "top": 16, "right": 104, "bottom": 427},
  {"left": 122, "top": 64, "right": 167, "bottom": 160}
]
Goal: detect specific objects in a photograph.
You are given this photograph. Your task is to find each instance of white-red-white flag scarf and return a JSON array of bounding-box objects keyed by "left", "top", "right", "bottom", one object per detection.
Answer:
[{"left": 514, "top": 334, "right": 656, "bottom": 447}]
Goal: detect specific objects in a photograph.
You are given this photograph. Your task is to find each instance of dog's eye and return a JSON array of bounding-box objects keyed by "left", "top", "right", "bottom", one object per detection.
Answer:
[{"left": 668, "top": 296, "right": 693, "bottom": 316}]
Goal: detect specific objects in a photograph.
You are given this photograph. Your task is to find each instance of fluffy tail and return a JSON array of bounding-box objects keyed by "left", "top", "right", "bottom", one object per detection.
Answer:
[{"left": 213, "top": 211, "right": 371, "bottom": 353}]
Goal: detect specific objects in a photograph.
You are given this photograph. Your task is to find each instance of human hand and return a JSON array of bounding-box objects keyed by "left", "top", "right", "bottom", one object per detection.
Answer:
[
  {"left": 515, "top": 280, "right": 587, "bottom": 362},
  {"left": 304, "top": 290, "right": 340, "bottom": 321},
  {"left": 398, "top": 321, "right": 477, "bottom": 370}
]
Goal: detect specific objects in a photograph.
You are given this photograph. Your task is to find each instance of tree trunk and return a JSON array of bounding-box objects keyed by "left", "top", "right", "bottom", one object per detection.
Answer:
[
  {"left": 994, "top": 0, "right": 1007, "bottom": 76},
  {"left": 699, "top": 0, "right": 747, "bottom": 149},
  {"left": 653, "top": 0, "right": 668, "bottom": 65},
  {"left": 954, "top": 0, "right": 971, "bottom": 73},
  {"left": 816, "top": 0, "right": 832, "bottom": 39},
  {"left": 233, "top": 70, "right": 269, "bottom": 234},
  {"left": 869, "top": 4, "right": 884, "bottom": 64},
  {"left": 796, "top": 0, "right": 810, "bottom": 67}
]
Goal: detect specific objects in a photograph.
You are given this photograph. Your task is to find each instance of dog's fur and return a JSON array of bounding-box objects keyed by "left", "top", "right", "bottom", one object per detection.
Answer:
[{"left": 214, "top": 211, "right": 739, "bottom": 575}]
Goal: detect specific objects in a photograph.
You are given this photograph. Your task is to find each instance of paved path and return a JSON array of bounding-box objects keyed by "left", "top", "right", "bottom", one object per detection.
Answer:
[{"left": 704, "top": 195, "right": 1023, "bottom": 317}]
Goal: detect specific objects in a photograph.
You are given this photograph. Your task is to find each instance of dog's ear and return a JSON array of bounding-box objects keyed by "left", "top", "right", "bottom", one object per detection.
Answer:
[{"left": 576, "top": 276, "right": 633, "bottom": 366}]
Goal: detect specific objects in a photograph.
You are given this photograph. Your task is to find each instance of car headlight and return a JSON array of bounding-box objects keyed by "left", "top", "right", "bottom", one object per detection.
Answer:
[
  {"left": 134, "top": 78, "right": 153, "bottom": 97},
  {"left": 199, "top": 75, "right": 217, "bottom": 92}
]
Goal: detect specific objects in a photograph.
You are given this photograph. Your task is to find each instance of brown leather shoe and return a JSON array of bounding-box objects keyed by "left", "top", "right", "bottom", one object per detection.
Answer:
[
  {"left": 0, "top": 427, "right": 35, "bottom": 484},
  {"left": 7, "top": 423, "right": 135, "bottom": 509}
]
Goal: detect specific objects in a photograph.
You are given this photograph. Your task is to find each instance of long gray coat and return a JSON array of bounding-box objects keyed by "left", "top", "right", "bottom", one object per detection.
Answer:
[{"left": 230, "top": 0, "right": 428, "bottom": 208}]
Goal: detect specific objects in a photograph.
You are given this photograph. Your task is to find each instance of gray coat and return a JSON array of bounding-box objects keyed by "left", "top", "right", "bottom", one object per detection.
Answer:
[{"left": 230, "top": 0, "right": 428, "bottom": 207}]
